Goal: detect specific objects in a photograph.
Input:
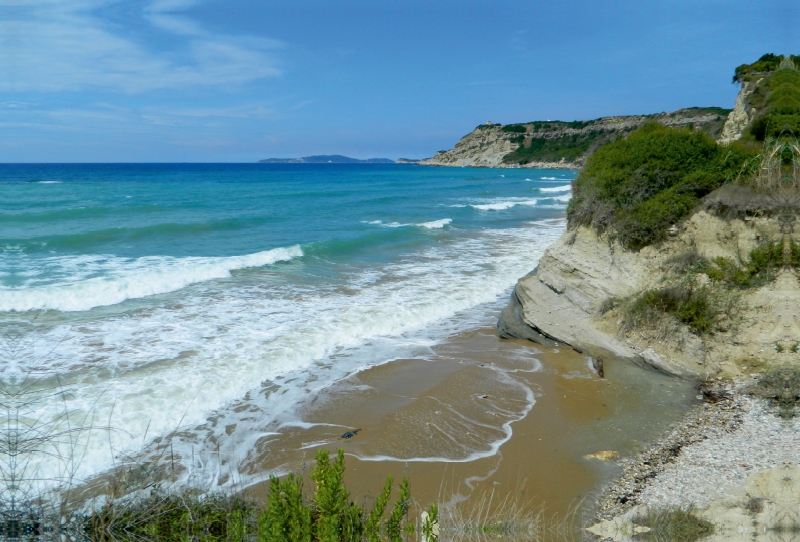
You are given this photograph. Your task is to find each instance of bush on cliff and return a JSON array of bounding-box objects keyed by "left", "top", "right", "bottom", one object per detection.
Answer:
[
  {"left": 567, "top": 122, "right": 757, "bottom": 249},
  {"left": 747, "top": 67, "right": 800, "bottom": 140},
  {"left": 733, "top": 53, "right": 784, "bottom": 83}
]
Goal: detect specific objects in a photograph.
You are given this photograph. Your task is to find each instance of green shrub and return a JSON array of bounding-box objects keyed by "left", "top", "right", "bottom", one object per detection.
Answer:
[
  {"left": 747, "top": 68, "right": 800, "bottom": 140},
  {"left": 502, "top": 131, "right": 603, "bottom": 165},
  {"left": 501, "top": 124, "right": 527, "bottom": 133},
  {"left": 629, "top": 286, "right": 716, "bottom": 335},
  {"left": 734, "top": 53, "right": 784, "bottom": 83},
  {"left": 567, "top": 122, "right": 758, "bottom": 249},
  {"left": 92, "top": 449, "right": 430, "bottom": 542}
]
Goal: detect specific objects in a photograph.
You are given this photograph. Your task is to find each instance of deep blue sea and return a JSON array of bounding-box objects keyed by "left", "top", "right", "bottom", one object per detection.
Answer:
[{"left": 0, "top": 163, "right": 574, "bottom": 487}]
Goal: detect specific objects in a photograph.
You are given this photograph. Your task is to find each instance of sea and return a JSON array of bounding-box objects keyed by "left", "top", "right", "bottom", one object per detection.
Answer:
[{"left": 0, "top": 163, "right": 575, "bottom": 491}]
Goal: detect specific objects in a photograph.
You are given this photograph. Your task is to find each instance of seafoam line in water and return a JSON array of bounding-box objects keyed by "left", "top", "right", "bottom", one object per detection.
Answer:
[
  {"left": 23, "top": 219, "right": 566, "bottom": 491},
  {"left": 538, "top": 184, "right": 572, "bottom": 193},
  {"left": 466, "top": 194, "right": 572, "bottom": 211},
  {"left": 362, "top": 218, "right": 452, "bottom": 229},
  {"left": 0, "top": 245, "right": 303, "bottom": 312}
]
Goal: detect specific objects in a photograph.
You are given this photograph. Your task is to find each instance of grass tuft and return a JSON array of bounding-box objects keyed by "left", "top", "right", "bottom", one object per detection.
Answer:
[{"left": 633, "top": 507, "right": 714, "bottom": 542}]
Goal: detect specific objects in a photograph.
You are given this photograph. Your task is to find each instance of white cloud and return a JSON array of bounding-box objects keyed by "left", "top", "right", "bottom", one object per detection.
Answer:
[{"left": 0, "top": 0, "right": 283, "bottom": 93}]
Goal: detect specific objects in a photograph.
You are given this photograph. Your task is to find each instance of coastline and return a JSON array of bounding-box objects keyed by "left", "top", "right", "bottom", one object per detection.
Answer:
[
  {"left": 416, "top": 161, "right": 580, "bottom": 170},
  {"left": 243, "top": 326, "right": 698, "bottom": 520},
  {"left": 589, "top": 382, "right": 800, "bottom": 541}
]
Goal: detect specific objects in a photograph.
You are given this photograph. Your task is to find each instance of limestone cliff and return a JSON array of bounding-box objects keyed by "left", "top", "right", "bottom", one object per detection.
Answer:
[
  {"left": 719, "top": 81, "right": 758, "bottom": 144},
  {"left": 421, "top": 125, "right": 516, "bottom": 168},
  {"left": 420, "top": 108, "right": 730, "bottom": 169},
  {"left": 498, "top": 207, "right": 800, "bottom": 378}
]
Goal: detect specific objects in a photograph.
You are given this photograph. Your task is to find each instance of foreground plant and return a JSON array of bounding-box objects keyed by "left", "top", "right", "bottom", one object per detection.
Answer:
[{"left": 91, "top": 448, "right": 428, "bottom": 542}]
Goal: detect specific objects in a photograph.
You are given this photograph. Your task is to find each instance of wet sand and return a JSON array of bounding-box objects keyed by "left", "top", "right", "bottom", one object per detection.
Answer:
[{"left": 243, "top": 328, "right": 698, "bottom": 518}]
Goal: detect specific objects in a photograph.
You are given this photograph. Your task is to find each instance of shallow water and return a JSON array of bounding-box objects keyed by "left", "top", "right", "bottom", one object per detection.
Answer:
[
  {"left": 242, "top": 328, "right": 697, "bottom": 517},
  {"left": 1, "top": 163, "right": 582, "bottom": 491}
]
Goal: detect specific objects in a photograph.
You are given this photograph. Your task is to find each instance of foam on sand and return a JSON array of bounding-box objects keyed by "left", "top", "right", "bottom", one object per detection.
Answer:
[{"left": 23, "top": 220, "right": 566, "bottom": 490}]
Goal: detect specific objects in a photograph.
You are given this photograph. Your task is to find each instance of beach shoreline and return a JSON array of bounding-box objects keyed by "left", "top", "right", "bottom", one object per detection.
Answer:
[
  {"left": 589, "top": 381, "right": 800, "bottom": 541},
  {"left": 241, "top": 327, "right": 698, "bottom": 520}
]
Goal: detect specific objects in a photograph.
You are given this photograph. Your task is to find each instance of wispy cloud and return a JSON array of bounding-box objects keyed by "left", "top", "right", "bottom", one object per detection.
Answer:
[{"left": 0, "top": 0, "right": 283, "bottom": 93}]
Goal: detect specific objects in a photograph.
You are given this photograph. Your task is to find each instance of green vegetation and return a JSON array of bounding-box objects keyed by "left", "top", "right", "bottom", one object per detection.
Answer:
[
  {"left": 685, "top": 106, "right": 731, "bottom": 117},
  {"left": 567, "top": 122, "right": 757, "bottom": 249},
  {"left": 701, "top": 241, "right": 789, "bottom": 289},
  {"left": 622, "top": 242, "right": 788, "bottom": 337},
  {"left": 90, "top": 449, "right": 429, "bottom": 542},
  {"left": 733, "top": 53, "right": 784, "bottom": 83},
  {"left": 503, "top": 132, "right": 601, "bottom": 165},
  {"left": 627, "top": 285, "right": 717, "bottom": 335},
  {"left": 747, "top": 67, "right": 800, "bottom": 141},
  {"left": 501, "top": 124, "right": 527, "bottom": 133},
  {"left": 633, "top": 508, "right": 714, "bottom": 542}
]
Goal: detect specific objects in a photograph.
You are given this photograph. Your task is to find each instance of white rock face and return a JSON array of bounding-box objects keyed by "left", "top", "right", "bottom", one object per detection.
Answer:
[
  {"left": 418, "top": 126, "right": 520, "bottom": 168},
  {"left": 719, "top": 81, "right": 758, "bottom": 144},
  {"left": 499, "top": 210, "right": 800, "bottom": 377}
]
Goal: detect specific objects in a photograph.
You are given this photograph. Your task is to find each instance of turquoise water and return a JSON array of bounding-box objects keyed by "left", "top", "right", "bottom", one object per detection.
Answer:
[{"left": 0, "top": 163, "right": 574, "bottom": 487}]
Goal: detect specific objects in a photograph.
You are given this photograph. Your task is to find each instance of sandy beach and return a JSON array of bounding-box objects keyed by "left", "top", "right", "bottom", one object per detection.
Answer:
[{"left": 243, "top": 327, "right": 698, "bottom": 519}]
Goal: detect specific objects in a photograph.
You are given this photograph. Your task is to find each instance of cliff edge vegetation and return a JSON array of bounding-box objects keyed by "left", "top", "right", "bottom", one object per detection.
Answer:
[
  {"left": 499, "top": 54, "right": 800, "bottom": 379},
  {"left": 420, "top": 109, "right": 730, "bottom": 169}
]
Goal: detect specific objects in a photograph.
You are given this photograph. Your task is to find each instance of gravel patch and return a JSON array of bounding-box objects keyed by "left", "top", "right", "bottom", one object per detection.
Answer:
[
  {"left": 595, "top": 381, "right": 757, "bottom": 519},
  {"left": 636, "top": 396, "right": 799, "bottom": 508},
  {"left": 596, "top": 379, "right": 800, "bottom": 521}
]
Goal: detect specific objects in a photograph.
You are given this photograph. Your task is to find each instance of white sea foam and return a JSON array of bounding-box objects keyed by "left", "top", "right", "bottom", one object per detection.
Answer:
[
  {"left": 19, "top": 219, "right": 566, "bottom": 490},
  {"left": 0, "top": 245, "right": 303, "bottom": 312},
  {"left": 38, "top": 180, "right": 62, "bottom": 184},
  {"left": 471, "top": 199, "right": 539, "bottom": 211},
  {"left": 538, "top": 184, "right": 572, "bottom": 193},
  {"left": 418, "top": 218, "right": 452, "bottom": 228},
  {"left": 371, "top": 218, "right": 452, "bottom": 228},
  {"left": 540, "top": 176, "right": 563, "bottom": 180}
]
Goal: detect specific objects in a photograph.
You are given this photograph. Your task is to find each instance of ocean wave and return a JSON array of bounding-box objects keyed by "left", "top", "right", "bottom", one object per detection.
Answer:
[
  {"left": 365, "top": 218, "right": 452, "bottom": 229},
  {"left": 0, "top": 245, "right": 303, "bottom": 312},
  {"left": 471, "top": 199, "right": 539, "bottom": 211},
  {"left": 540, "top": 176, "right": 566, "bottom": 181},
  {"left": 538, "top": 184, "right": 572, "bottom": 193},
  {"left": 418, "top": 218, "right": 452, "bottom": 228},
  {"left": 24, "top": 220, "right": 565, "bottom": 489}
]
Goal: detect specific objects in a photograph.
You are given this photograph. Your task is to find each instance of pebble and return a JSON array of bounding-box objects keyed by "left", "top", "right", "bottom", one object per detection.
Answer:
[{"left": 596, "top": 380, "right": 764, "bottom": 519}]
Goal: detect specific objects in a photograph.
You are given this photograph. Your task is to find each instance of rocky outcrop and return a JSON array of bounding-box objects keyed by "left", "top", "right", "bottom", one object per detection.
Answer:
[
  {"left": 421, "top": 109, "right": 730, "bottom": 169},
  {"left": 719, "top": 81, "right": 759, "bottom": 144},
  {"left": 498, "top": 209, "right": 799, "bottom": 378},
  {"left": 419, "top": 126, "right": 517, "bottom": 168}
]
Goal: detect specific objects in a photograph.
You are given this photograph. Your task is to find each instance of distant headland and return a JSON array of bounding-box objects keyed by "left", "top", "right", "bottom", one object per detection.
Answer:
[{"left": 258, "top": 154, "right": 395, "bottom": 164}]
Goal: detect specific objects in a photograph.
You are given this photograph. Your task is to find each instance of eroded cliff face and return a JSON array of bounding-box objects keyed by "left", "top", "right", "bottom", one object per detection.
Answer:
[
  {"left": 420, "top": 109, "right": 729, "bottom": 169},
  {"left": 499, "top": 209, "right": 799, "bottom": 378},
  {"left": 719, "top": 81, "right": 759, "bottom": 144},
  {"left": 419, "top": 126, "right": 517, "bottom": 168}
]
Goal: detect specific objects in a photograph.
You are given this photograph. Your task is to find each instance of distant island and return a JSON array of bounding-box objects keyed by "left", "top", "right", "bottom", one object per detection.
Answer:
[{"left": 258, "top": 155, "right": 395, "bottom": 164}]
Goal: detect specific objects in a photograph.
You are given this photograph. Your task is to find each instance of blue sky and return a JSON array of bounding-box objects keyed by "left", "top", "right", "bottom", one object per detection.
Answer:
[{"left": 2, "top": 0, "right": 799, "bottom": 162}]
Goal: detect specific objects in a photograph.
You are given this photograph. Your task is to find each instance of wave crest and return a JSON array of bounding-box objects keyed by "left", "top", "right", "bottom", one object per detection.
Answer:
[{"left": 0, "top": 245, "right": 303, "bottom": 312}]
